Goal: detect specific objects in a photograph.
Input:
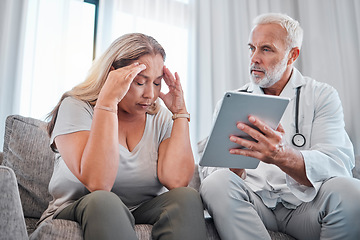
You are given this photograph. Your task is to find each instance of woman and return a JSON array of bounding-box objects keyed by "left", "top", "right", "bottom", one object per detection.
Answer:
[{"left": 39, "top": 33, "right": 207, "bottom": 240}]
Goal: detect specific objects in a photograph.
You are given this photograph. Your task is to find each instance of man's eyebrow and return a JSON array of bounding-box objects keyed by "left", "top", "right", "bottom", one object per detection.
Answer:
[
  {"left": 261, "top": 44, "right": 274, "bottom": 48},
  {"left": 248, "top": 42, "right": 273, "bottom": 47}
]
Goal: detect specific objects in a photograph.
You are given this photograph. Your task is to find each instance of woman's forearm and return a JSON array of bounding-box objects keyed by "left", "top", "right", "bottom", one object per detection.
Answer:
[{"left": 158, "top": 118, "right": 195, "bottom": 189}]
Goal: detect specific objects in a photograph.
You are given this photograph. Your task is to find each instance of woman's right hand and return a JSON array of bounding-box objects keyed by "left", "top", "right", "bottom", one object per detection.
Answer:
[{"left": 97, "top": 62, "right": 147, "bottom": 107}]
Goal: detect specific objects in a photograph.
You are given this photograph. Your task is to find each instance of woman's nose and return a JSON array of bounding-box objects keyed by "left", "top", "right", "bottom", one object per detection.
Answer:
[{"left": 143, "top": 84, "right": 155, "bottom": 99}]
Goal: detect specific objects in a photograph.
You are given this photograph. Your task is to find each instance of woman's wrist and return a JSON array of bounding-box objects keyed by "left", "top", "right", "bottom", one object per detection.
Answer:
[
  {"left": 172, "top": 113, "right": 190, "bottom": 122},
  {"left": 96, "top": 96, "right": 118, "bottom": 109},
  {"left": 94, "top": 98, "right": 118, "bottom": 114},
  {"left": 94, "top": 105, "right": 117, "bottom": 114},
  {"left": 171, "top": 106, "right": 188, "bottom": 115}
]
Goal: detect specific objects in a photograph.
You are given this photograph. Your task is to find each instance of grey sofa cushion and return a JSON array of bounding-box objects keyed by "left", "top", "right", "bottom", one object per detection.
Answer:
[
  {"left": 29, "top": 219, "right": 82, "bottom": 240},
  {"left": 0, "top": 166, "right": 28, "bottom": 240},
  {"left": 29, "top": 218, "right": 221, "bottom": 240},
  {"left": 2, "top": 115, "right": 55, "bottom": 219}
]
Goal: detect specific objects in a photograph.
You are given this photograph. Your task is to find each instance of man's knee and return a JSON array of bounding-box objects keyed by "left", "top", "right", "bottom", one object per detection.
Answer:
[
  {"left": 321, "top": 177, "right": 360, "bottom": 201},
  {"left": 314, "top": 177, "right": 360, "bottom": 238},
  {"left": 200, "top": 169, "right": 247, "bottom": 200},
  {"left": 200, "top": 169, "right": 252, "bottom": 216},
  {"left": 320, "top": 177, "right": 360, "bottom": 221}
]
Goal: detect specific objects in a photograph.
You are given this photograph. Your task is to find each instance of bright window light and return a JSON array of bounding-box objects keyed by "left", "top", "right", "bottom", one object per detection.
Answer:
[
  {"left": 20, "top": 1, "right": 95, "bottom": 120},
  {"left": 20, "top": 0, "right": 189, "bottom": 120}
]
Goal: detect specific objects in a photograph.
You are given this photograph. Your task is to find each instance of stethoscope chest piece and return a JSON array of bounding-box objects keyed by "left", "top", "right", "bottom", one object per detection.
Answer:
[{"left": 292, "top": 133, "right": 306, "bottom": 147}]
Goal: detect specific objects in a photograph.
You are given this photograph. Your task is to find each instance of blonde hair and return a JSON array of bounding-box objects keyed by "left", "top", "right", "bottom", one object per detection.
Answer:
[{"left": 46, "top": 33, "right": 166, "bottom": 136}]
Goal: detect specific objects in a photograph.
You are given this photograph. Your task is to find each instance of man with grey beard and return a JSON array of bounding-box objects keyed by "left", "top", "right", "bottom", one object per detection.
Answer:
[{"left": 199, "top": 13, "right": 360, "bottom": 240}]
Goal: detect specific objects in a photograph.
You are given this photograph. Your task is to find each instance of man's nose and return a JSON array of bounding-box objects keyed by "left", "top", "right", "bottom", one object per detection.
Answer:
[{"left": 250, "top": 49, "right": 261, "bottom": 64}]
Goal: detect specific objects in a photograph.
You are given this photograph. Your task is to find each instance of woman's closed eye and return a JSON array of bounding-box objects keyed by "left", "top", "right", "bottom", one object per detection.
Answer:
[
  {"left": 135, "top": 80, "right": 145, "bottom": 86},
  {"left": 135, "top": 80, "right": 161, "bottom": 87}
]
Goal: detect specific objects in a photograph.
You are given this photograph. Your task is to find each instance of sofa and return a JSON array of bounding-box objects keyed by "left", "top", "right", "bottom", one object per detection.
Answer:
[{"left": 1, "top": 114, "right": 359, "bottom": 240}]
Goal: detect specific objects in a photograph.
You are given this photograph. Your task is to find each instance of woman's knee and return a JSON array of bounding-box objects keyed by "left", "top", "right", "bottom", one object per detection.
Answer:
[
  {"left": 159, "top": 187, "right": 204, "bottom": 222},
  {"left": 83, "top": 190, "right": 121, "bottom": 209},
  {"left": 167, "top": 187, "right": 202, "bottom": 209},
  {"left": 76, "top": 191, "right": 137, "bottom": 239},
  {"left": 80, "top": 190, "right": 132, "bottom": 221},
  {"left": 152, "top": 188, "right": 207, "bottom": 240}
]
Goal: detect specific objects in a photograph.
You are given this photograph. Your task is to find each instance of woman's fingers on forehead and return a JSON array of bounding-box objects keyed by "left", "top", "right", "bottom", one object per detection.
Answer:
[
  {"left": 122, "top": 62, "right": 140, "bottom": 69},
  {"left": 136, "top": 63, "right": 146, "bottom": 70},
  {"left": 163, "top": 68, "right": 175, "bottom": 84},
  {"left": 164, "top": 67, "right": 173, "bottom": 78},
  {"left": 128, "top": 65, "right": 146, "bottom": 76}
]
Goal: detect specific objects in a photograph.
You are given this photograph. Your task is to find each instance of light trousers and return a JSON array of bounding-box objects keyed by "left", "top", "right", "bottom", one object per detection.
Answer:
[
  {"left": 200, "top": 169, "right": 360, "bottom": 240},
  {"left": 55, "top": 187, "right": 207, "bottom": 240}
]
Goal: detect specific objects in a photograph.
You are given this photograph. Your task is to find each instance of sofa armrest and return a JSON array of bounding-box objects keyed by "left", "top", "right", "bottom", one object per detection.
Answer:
[{"left": 0, "top": 166, "right": 28, "bottom": 239}]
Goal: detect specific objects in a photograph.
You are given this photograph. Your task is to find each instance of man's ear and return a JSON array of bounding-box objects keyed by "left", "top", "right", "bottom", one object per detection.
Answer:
[{"left": 287, "top": 47, "right": 300, "bottom": 65}]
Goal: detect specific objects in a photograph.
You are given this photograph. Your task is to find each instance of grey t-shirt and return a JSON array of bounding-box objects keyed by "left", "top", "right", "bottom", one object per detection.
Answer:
[{"left": 40, "top": 97, "right": 173, "bottom": 222}]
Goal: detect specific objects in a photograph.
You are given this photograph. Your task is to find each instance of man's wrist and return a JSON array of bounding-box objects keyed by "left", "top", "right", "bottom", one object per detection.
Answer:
[{"left": 240, "top": 170, "right": 247, "bottom": 180}]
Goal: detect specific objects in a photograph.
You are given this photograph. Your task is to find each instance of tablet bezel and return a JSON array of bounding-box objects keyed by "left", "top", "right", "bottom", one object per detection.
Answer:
[{"left": 199, "top": 91, "right": 290, "bottom": 169}]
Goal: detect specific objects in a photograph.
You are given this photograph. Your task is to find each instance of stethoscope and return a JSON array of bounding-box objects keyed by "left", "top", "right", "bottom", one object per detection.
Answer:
[
  {"left": 292, "top": 86, "right": 306, "bottom": 147},
  {"left": 239, "top": 85, "right": 306, "bottom": 147}
]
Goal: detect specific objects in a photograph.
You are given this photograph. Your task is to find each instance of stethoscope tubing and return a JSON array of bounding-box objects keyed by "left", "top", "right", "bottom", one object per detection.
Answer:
[{"left": 292, "top": 86, "right": 306, "bottom": 147}]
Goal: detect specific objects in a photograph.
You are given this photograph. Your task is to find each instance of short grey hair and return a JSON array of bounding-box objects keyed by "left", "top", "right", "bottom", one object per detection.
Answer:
[{"left": 253, "top": 13, "right": 303, "bottom": 50}]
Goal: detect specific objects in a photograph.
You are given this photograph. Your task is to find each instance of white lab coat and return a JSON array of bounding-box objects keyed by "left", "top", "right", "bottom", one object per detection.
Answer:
[{"left": 201, "top": 67, "right": 354, "bottom": 209}]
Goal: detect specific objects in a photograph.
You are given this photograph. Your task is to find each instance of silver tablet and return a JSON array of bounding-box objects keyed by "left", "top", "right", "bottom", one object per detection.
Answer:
[{"left": 199, "top": 91, "right": 290, "bottom": 169}]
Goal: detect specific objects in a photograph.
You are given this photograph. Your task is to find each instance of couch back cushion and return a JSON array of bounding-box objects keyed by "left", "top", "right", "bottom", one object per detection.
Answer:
[{"left": 2, "top": 115, "right": 54, "bottom": 218}]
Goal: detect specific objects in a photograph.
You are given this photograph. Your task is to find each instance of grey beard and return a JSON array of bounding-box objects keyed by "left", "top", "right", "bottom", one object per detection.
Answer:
[{"left": 250, "top": 54, "right": 289, "bottom": 88}]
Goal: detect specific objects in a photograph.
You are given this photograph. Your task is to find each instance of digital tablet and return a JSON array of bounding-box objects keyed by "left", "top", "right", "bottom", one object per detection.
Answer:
[{"left": 199, "top": 91, "right": 290, "bottom": 169}]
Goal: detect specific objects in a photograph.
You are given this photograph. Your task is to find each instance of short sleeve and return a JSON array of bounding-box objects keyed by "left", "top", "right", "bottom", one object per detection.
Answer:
[{"left": 50, "top": 97, "right": 94, "bottom": 146}]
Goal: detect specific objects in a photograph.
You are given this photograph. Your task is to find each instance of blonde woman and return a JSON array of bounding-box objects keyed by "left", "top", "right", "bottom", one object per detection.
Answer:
[{"left": 38, "top": 33, "right": 207, "bottom": 240}]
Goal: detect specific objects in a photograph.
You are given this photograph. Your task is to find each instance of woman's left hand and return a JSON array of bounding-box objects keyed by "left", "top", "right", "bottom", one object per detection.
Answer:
[{"left": 159, "top": 66, "right": 187, "bottom": 114}]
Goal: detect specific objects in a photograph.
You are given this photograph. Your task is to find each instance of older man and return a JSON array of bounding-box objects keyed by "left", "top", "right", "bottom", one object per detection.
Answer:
[{"left": 200, "top": 13, "right": 360, "bottom": 240}]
